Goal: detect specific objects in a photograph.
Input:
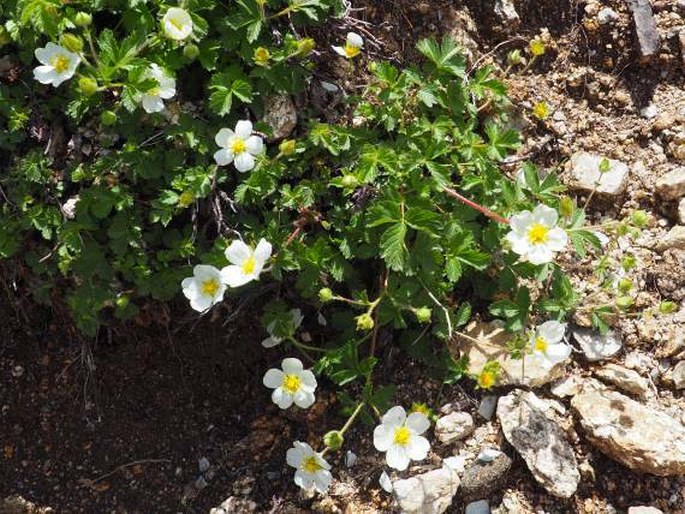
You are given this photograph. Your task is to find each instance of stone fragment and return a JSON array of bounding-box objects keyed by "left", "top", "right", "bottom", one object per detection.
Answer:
[
  {"left": 597, "top": 7, "right": 619, "bottom": 25},
  {"left": 673, "top": 361, "right": 685, "bottom": 390},
  {"left": 457, "top": 322, "right": 565, "bottom": 387},
  {"left": 573, "top": 328, "right": 623, "bottom": 361},
  {"left": 626, "top": 0, "right": 661, "bottom": 61},
  {"left": 678, "top": 198, "right": 685, "bottom": 225},
  {"left": 656, "top": 326, "right": 685, "bottom": 358},
  {"left": 656, "top": 226, "right": 685, "bottom": 252},
  {"left": 461, "top": 452, "right": 512, "bottom": 502},
  {"left": 639, "top": 104, "right": 658, "bottom": 120},
  {"left": 392, "top": 462, "right": 461, "bottom": 514},
  {"left": 595, "top": 363, "right": 650, "bottom": 398},
  {"left": 493, "top": 0, "right": 519, "bottom": 29},
  {"left": 566, "top": 152, "right": 629, "bottom": 196},
  {"left": 478, "top": 396, "right": 498, "bottom": 420},
  {"left": 572, "top": 385, "right": 685, "bottom": 475},
  {"left": 435, "top": 412, "right": 475, "bottom": 444},
  {"left": 261, "top": 95, "right": 297, "bottom": 140},
  {"left": 628, "top": 508, "right": 664, "bottom": 514},
  {"left": 465, "top": 500, "right": 490, "bottom": 514},
  {"left": 656, "top": 167, "right": 685, "bottom": 201},
  {"left": 497, "top": 390, "right": 580, "bottom": 498},
  {"left": 550, "top": 375, "right": 583, "bottom": 398}
]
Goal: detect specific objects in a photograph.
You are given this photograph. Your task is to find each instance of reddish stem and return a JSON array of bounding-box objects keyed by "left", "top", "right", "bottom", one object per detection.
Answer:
[{"left": 443, "top": 187, "right": 510, "bottom": 225}]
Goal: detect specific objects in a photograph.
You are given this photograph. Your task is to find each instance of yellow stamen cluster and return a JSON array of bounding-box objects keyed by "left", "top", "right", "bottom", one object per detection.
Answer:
[
  {"left": 393, "top": 426, "right": 411, "bottom": 446},
  {"left": 535, "top": 337, "right": 548, "bottom": 352},
  {"left": 201, "top": 279, "right": 219, "bottom": 297},
  {"left": 241, "top": 255, "right": 256, "bottom": 274},
  {"left": 344, "top": 45, "right": 361, "bottom": 58},
  {"left": 527, "top": 223, "right": 550, "bottom": 245},
  {"left": 51, "top": 55, "right": 70, "bottom": 73},
  {"left": 231, "top": 138, "right": 247, "bottom": 155},
  {"left": 302, "top": 455, "right": 322, "bottom": 473},
  {"left": 282, "top": 374, "right": 301, "bottom": 393}
]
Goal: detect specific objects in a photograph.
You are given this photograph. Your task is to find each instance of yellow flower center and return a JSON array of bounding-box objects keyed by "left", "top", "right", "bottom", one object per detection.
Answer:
[
  {"left": 231, "top": 138, "right": 247, "bottom": 155},
  {"left": 50, "top": 55, "right": 70, "bottom": 73},
  {"left": 535, "top": 337, "right": 548, "bottom": 352},
  {"left": 169, "top": 17, "right": 185, "bottom": 31},
  {"left": 345, "top": 45, "right": 361, "bottom": 58},
  {"left": 302, "top": 455, "right": 322, "bottom": 473},
  {"left": 201, "top": 278, "right": 219, "bottom": 297},
  {"left": 241, "top": 255, "right": 256, "bottom": 275},
  {"left": 393, "top": 426, "right": 411, "bottom": 447},
  {"left": 527, "top": 223, "right": 550, "bottom": 245},
  {"left": 478, "top": 371, "right": 496, "bottom": 389},
  {"left": 282, "top": 374, "right": 301, "bottom": 394}
]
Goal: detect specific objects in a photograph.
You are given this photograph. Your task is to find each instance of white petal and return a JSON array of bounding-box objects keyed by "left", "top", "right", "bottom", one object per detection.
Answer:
[
  {"left": 194, "top": 264, "right": 221, "bottom": 280},
  {"left": 253, "top": 239, "right": 272, "bottom": 264},
  {"left": 315, "top": 453, "right": 331, "bottom": 471},
  {"left": 189, "top": 295, "right": 213, "bottom": 312},
  {"left": 233, "top": 152, "right": 255, "bottom": 172},
  {"left": 509, "top": 210, "right": 533, "bottom": 235},
  {"left": 545, "top": 343, "right": 572, "bottom": 365},
  {"left": 281, "top": 357, "right": 304, "bottom": 374},
  {"left": 545, "top": 227, "right": 568, "bottom": 251},
  {"left": 35, "top": 46, "right": 52, "bottom": 65},
  {"left": 347, "top": 32, "right": 363, "bottom": 48},
  {"left": 332, "top": 46, "right": 347, "bottom": 57},
  {"left": 224, "top": 240, "right": 252, "bottom": 265},
  {"left": 506, "top": 231, "right": 531, "bottom": 256},
  {"left": 373, "top": 425, "right": 393, "bottom": 452},
  {"left": 245, "top": 135, "right": 264, "bottom": 155},
  {"left": 405, "top": 412, "right": 430, "bottom": 435},
  {"left": 215, "top": 128, "right": 234, "bottom": 148},
  {"left": 286, "top": 445, "right": 305, "bottom": 468},
  {"left": 290, "top": 308, "right": 304, "bottom": 328},
  {"left": 213, "top": 149, "right": 234, "bottom": 166},
  {"left": 159, "top": 82, "right": 176, "bottom": 99},
  {"left": 234, "top": 120, "right": 253, "bottom": 139},
  {"left": 526, "top": 244, "right": 554, "bottom": 265},
  {"left": 312, "top": 470, "right": 332, "bottom": 493},
  {"left": 533, "top": 204, "right": 559, "bottom": 227},
  {"left": 262, "top": 368, "right": 284, "bottom": 388},
  {"left": 386, "top": 445, "right": 410, "bottom": 471},
  {"left": 538, "top": 320, "right": 566, "bottom": 345},
  {"left": 272, "top": 388, "right": 294, "bottom": 409},
  {"left": 220, "top": 265, "right": 252, "bottom": 287},
  {"left": 33, "top": 66, "right": 57, "bottom": 85},
  {"left": 261, "top": 336, "right": 282, "bottom": 348},
  {"left": 379, "top": 471, "right": 393, "bottom": 493},
  {"left": 294, "top": 390, "right": 315, "bottom": 409},
  {"left": 299, "top": 370, "right": 317, "bottom": 391},
  {"left": 294, "top": 469, "right": 314, "bottom": 491},
  {"left": 406, "top": 435, "right": 430, "bottom": 461},
  {"left": 381, "top": 406, "right": 406, "bottom": 427},
  {"left": 142, "top": 95, "right": 164, "bottom": 113}
]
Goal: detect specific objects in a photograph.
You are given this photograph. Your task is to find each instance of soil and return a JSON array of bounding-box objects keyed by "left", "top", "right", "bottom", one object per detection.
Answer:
[{"left": 3, "top": 0, "right": 685, "bottom": 513}]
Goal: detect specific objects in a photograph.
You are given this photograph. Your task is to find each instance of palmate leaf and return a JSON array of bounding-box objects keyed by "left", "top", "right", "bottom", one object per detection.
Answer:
[
  {"left": 416, "top": 37, "right": 465, "bottom": 77},
  {"left": 208, "top": 75, "right": 253, "bottom": 116}
]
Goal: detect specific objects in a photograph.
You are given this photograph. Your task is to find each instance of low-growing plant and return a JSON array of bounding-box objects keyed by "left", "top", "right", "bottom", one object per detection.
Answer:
[{"left": 0, "top": 0, "right": 646, "bottom": 494}]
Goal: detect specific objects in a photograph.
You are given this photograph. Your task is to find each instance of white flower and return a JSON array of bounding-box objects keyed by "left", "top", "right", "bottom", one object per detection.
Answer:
[
  {"left": 33, "top": 43, "right": 81, "bottom": 87},
  {"left": 220, "top": 238, "right": 272, "bottom": 288},
  {"left": 262, "top": 308, "right": 304, "bottom": 348},
  {"left": 263, "top": 357, "right": 317, "bottom": 409},
  {"left": 506, "top": 204, "right": 568, "bottom": 265},
  {"left": 213, "top": 120, "right": 264, "bottom": 172},
  {"left": 379, "top": 470, "right": 393, "bottom": 493},
  {"left": 332, "top": 32, "right": 363, "bottom": 58},
  {"left": 286, "top": 441, "right": 332, "bottom": 493},
  {"left": 162, "top": 7, "right": 193, "bottom": 41},
  {"left": 181, "top": 265, "right": 227, "bottom": 312},
  {"left": 530, "top": 320, "right": 571, "bottom": 366},
  {"left": 140, "top": 64, "right": 176, "bottom": 113},
  {"left": 373, "top": 406, "right": 431, "bottom": 471}
]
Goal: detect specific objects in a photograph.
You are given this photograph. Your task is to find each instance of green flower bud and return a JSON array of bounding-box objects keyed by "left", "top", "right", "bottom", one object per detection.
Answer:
[
  {"left": 659, "top": 300, "right": 677, "bottom": 314},
  {"left": 341, "top": 174, "right": 358, "bottom": 188},
  {"left": 178, "top": 190, "right": 195, "bottom": 207},
  {"left": 101, "top": 110, "right": 117, "bottom": 126},
  {"left": 115, "top": 294, "right": 130, "bottom": 309},
  {"left": 356, "top": 313, "right": 374, "bottom": 331},
  {"left": 183, "top": 43, "right": 200, "bottom": 61},
  {"left": 507, "top": 49, "right": 523, "bottom": 65},
  {"left": 599, "top": 157, "right": 611, "bottom": 173},
  {"left": 279, "top": 139, "right": 296, "bottom": 156},
  {"left": 78, "top": 77, "right": 98, "bottom": 96},
  {"left": 61, "top": 33, "right": 84, "bottom": 53},
  {"left": 323, "top": 430, "right": 344, "bottom": 450},
  {"left": 621, "top": 254, "right": 637, "bottom": 271},
  {"left": 559, "top": 195, "right": 574, "bottom": 218},
  {"left": 414, "top": 306, "right": 432, "bottom": 324},
  {"left": 617, "top": 278, "right": 633, "bottom": 294},
  {"left": 631, "top": 210, "right": 649, "bottom": 228},
  {"left": 318, "top": 287, "right": 334, "bottom": 303},
  {"left": 616, "top": 295, "right": 633, "bottom": 310},
  {"left": 0, "top": 26, "right": 11, "bottom": 46},
  {"left": 297, "top": 37, "right": 316, "bottom": 56},
  {"left": 74, "top": 12, "right": 92, "bottom": 28}
]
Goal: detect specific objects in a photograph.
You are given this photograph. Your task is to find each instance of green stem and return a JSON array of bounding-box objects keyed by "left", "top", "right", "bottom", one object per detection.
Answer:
[
  {"left": 289, "top": 336, "right": 326, "bottom": 353},
  {"left": 340, "top": 402, "right": 365, "bottom": 436}
]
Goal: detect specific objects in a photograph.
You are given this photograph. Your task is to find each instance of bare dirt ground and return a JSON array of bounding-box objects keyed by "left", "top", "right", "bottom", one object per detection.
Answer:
[{"left": 2, "top": 1, "right": 685, "bottom": 513}]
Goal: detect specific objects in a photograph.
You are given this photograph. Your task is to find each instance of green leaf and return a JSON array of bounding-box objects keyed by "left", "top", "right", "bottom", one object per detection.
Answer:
[
  {"left": 380, "top": 222, "right": 408, "bottom": 271},
  {"left": 416, "top": 37, "right": 465, "bottom": 77}
]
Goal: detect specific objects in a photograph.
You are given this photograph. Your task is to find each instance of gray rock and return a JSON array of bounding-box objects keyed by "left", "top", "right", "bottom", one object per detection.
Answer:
[
  {"left": 673, "top": 361, "right": 685, "bottom": 390},
  {"left": 656, "top": 167, "right": 685, "bottom": 201},
  {"left": 573, "top": 328, "right": 623, "bottom": 361},
  {"left": 656, "top": 226, "right": 685, "bottom": 252},
  {"left": 626, "top": 0, "right": 661, "bottom": 61},
  {"left": 261, "top": 95, "right": 297, "bottom": 140},
  {"left": 461, "top": 453, "right": 512, "bottom": 502},
  {"left": 595, "top": 363, "right": 649, "bottom": 398},
  {"left": 628, "top": 507, "right": 664, "bottom": 514},
  {"left": 392, "top": 462, "right": 461, "bottom": 514},
  {"left": 497, "top": 390, "right": 580, "bottom": 498},
  {"left": 465, "top": 500, "right": 490, "bottom": 514},
  {"left": 678, "top": 198, "right": 685, "bottom": 225},
  {"left": 550, "top": 375, "right": 583, "bottom": 398},
  {"left": 493, "top": 0, "right": 519, "bottom": 28},
  {"left": 597, "top": 7, "right": 619, "bottom": 24},
  {"left": 572, "top": 385, "right": 685, "bottom": 476},
  {"left": 478, "top": 395, "right": 498, "bottom": 420},
  {"left": 435, "top": 412, "right": 475, "bottom": 444},
  {"left": 458, "top": 321, "right": 566, "bottom": 387},
  {"left": 567, "top": 152, "right": 629, "bottom": 196}
]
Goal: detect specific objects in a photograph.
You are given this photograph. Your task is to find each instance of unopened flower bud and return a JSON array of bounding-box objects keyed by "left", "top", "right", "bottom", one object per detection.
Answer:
[
  {"left": 507, "top": 49, "right": 523, "bottom": 65},
  {"left": 616, "top": 295, "right": 633, "bottom": 310},
  {"left": 617, "top": 278, "right": 633, "bottom": 294},
  {"left": 659, "top": 301, "right": 677, "bottom": 314},
  {"left": 101, "top": 110, "right": 117, "bottom": 126},
  {"left": 631, "top": 210, "right": 649, "bottom": 228},
  {"left": 61, "top": 33, "right": 83, "bottom": 53},
  {"left": 318, "top": 287, "right": 334, "bottom": 303},
  {"left": 183, "top": 43, "right": 200, "bottom": 61},
  {"left": 356, "top": 313, "right": 374, "bottom": 331},
  {"left": 0, "top": 26, "right": 11, "bottom": 46},
  {"left": 279, "top": 139, "right": 296, "bottom": 156},
  {"left": 559, "top": 196, "right": 574, "bottom": 218},
  {"left": 341, "top": 174, "right": 358, "bottom": 188},
  {"left": 178, "top": 190, "right": 195, "bottom": 207},
  {"left": 78, "top": 77, "right": 98, "bottom": 96},
  {"left": 116, "top": 295, "right": 130, "bottom": 309},
  {"left": 323, "top": 430, "right": 344, "bottom": 450},
  {"left": 414, "top": 307, "right": 432, "bottom": 324},
  {"left": 74, "top": 12, "right": 92, "bottom": 28},
  {"left": 297, "top": 37, "right": 316, "bottom": 56}
]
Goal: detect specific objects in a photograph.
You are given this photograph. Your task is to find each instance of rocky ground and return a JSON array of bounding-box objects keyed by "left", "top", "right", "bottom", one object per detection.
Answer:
[{"left": 3, "top": 0, "right": 685, "bottom": 513}]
